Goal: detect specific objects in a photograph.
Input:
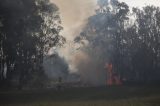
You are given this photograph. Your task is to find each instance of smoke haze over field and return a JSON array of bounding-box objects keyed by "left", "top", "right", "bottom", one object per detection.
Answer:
[{"left": 1, "top": 0, "right": 160, "bottom": 91}]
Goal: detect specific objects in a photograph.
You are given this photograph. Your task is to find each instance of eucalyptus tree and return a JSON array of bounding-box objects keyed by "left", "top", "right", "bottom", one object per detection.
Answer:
[{"left": 0, "top": 0, "right": 64, "bottom": 89}]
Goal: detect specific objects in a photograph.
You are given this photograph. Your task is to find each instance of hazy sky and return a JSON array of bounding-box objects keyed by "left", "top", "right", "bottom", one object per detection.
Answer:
[{"left": 120, "top": 0, "right": 160, "bottom": 7}]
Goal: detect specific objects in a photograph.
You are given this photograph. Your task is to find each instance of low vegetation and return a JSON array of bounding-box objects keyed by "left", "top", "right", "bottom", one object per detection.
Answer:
[{"left": 0, "top": 85, "right": 160, "bottom": 106}]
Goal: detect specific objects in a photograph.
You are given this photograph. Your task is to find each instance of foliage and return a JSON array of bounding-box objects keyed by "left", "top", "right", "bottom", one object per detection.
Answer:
[
  {"left": 76, "top": 0, "right": 160, "bottom": 83},
  {"left": 0, "top": 0, "right": 64, "bottom": 89}
]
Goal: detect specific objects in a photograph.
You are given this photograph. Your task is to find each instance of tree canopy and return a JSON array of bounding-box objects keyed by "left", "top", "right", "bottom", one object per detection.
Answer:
[
  {"left": 0, "top": 0, "right": 65, "bottom": 89},
  {"left": 75, "top": 0, "right": 160, "bottom": 84}
]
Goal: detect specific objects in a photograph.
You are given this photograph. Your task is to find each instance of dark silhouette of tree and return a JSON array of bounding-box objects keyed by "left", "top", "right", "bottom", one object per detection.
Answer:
[
  {"left": 0, "top": 0, "right": 64, "bottom": 89},
  {"left": 128, "top": 6, "right": 160, "bottom": 82}
]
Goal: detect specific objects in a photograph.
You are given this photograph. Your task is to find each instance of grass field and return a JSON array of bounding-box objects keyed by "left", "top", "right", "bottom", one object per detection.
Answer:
[{"left": 0, "top": 85, "right": 160, "bottom": 106}]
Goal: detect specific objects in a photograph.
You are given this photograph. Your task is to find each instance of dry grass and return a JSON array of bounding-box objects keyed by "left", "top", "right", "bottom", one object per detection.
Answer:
[{"left": 0, "top": 85, "right": 160, "bottom": 106}]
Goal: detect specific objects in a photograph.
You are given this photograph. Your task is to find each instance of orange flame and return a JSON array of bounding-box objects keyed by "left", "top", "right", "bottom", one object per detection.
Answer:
[{"left": 105, "top": 63, "right": 122, "bottom": 86}]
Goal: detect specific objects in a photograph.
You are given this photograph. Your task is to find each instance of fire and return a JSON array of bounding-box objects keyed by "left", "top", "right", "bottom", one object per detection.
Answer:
[{"left": 105, "top": 63, "right": 122, "bottom": 86}]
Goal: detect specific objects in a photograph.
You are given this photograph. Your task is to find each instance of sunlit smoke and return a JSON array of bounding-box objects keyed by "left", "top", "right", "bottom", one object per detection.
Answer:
[
  {"left": 51, "top": 0, "right": 97, "bottom": 40},
  {"left": 50, "top": 0, "right": 97, "bottom": 73}
]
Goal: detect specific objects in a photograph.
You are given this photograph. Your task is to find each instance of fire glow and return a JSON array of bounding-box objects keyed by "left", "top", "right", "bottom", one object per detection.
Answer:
[{"left": 105, "top": 63, "right": 122, "bottom": 86}]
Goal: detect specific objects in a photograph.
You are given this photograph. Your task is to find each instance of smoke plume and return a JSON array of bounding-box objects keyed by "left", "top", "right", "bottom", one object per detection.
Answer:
[
  {"left": 50, "top": 0, "right": 97, "bottom": 73},
  {"left": 43, "top": 54, "right": 69, "bottom": 79},
  {"left": 48, "top": 0, "right": 160, "bottom": 85},
  {"left": 52, "top": 0, "right": 97, "bottom": 40}
]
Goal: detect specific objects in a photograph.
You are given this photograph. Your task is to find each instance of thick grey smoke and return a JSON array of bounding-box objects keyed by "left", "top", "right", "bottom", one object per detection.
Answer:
[
  {"left": 43, "top": 54, "right": 69, "bottom": 79},
  {"left": 47, "top": 0, "right": 116, "bottom": 85},
  {"left": 48, "top": 0, "right": 113, "bottom": 86},
  {"left": 50, "top": 0, "right": 97, "bottom": 74},
  {"left": 43, "top": 0, "right": 97, "bottom": 82}
]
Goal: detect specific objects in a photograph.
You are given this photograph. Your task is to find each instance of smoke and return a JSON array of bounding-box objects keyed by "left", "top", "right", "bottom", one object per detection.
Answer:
[
  {"left": 48, "top": 0, "right": 110, "bottom": 85},
  {"left": 43, "top": 54, "right": 69, "bottom": 79},
  {"left": 52, "top": 0, "right": 97, "bottom": 40},
  {"left": 73, "top": 0, "right": 118, "bottom": 85},
  {"left": 50, "top": 0, "right": 97, "bottom": 74},
  {"left": 47, "top": 0, "right": 160, "bottom": 85}
]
